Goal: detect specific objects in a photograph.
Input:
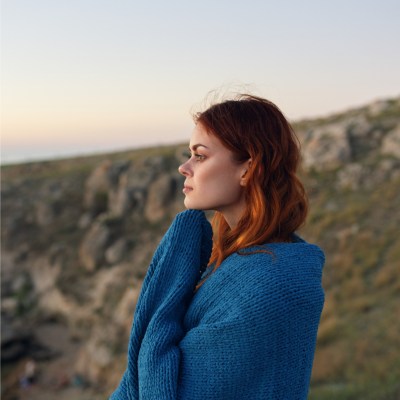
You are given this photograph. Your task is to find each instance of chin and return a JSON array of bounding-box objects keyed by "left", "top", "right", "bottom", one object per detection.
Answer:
[{"left": 183, "top": 199, "right": 205, "bottom": 210}]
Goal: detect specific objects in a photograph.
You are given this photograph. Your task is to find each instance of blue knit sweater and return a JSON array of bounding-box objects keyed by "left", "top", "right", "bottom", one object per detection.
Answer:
[{"left": 110, "top": 210, "right": 325, "bottom": 400}]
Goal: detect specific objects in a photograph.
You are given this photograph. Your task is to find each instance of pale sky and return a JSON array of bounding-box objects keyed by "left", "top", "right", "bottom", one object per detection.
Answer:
[{"left": 1, "top": 0, "right": 399, "bottom": 164}]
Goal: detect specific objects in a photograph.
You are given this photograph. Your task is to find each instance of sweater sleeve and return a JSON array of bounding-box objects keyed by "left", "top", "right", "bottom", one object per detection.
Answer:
[{"left": 110, "top": 210, "right": 212, "bottom": 400}]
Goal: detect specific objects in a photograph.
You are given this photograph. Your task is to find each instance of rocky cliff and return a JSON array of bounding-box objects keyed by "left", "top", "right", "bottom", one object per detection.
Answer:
[{"left": 1, "top": 97, "right": 400, "bottom": 400}]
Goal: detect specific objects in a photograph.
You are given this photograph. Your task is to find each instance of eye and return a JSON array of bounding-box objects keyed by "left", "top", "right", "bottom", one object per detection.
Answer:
[
  {"left": 183, "top": 150, "right": 206, "bottom": 161},
  {"left": 194, "top": 153, "right": 206, "bottom": 161}
]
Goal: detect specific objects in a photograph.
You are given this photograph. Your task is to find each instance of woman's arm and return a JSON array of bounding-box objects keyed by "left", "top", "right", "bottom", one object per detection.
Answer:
[{"left": 110, "top": 210, "right": 212, "bottom": 400}]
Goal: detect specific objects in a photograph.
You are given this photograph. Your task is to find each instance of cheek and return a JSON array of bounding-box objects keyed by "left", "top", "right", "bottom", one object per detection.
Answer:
[{"left": 201, "top": 169, "right": 242, "bottom": 199}]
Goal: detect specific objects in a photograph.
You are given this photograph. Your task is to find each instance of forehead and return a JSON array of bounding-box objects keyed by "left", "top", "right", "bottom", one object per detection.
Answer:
[{"left": 190, "top": 123, "right": 225, "bottom": 151}]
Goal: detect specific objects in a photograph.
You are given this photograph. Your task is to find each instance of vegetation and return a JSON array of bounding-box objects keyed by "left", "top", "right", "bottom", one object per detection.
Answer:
[
  {"left": 303, "top": 166, "right": 400, "bottom": 398},
  {"left": 1, "top": 98, "right": 399, "bottom": 399}
]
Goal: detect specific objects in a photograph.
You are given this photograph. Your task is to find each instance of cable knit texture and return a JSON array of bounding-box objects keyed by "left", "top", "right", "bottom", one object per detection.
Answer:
[{"left": 110, "top": 209, "right": 325, "bottom": 400}]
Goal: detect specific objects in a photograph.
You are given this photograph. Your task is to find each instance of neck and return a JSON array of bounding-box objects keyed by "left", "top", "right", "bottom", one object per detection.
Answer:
[
  {"left": 223, "top": 214, "right": 239, "bottom": 229},
  {"left": 217, "top": 199, "right": 246, "bottom": 230},
  {"left": 220, "top": 207, "right": 245, "bottom": 230}
]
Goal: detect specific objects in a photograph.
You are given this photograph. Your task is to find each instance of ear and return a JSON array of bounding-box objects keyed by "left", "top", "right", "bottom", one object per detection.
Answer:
[{"left": 240, "top": 158, "right": 252, "bottom": 187}]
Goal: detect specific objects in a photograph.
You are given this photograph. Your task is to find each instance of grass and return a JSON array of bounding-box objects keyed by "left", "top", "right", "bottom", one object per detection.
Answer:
[
  {"left": 303, "top": 166, "right": 400, "bottom": 390},
  {"left": 309, "top": 380, "right": 400, "bottom": 400}
]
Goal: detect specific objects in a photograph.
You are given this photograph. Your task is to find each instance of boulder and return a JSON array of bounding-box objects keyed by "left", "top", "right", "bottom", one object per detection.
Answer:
[
  {"left": 35, "top": 200, "right": 59, "bottom": 226},
  {"left": 145, "top": 174, "right": 177, "bottom": 222},
  {"left": 113, "top": 285, "right": 141, "bottom": 332},
  {"left": 108, "top": 176, "right": 138, "bottom": 217},
  {"left": 74, "top": 324, "right": 123, "bottom": 383},
  {"left": 83, "top": 160, "right": 130, "bottom": 214},
  {"left": 336, "top": 163, "right": 365, "bottom": 190},
  {"left": 79, "top": 215, "right": 115, "bottom": 272},
  {"left": 105, "top": 238, "right": 129, "bottom": 265},
  {"left": 31, "top": 256, "right": 61, "bottom": 295},
  {"left": 72, "top": 282, "right": 140, "bottom": 384},
  {"left": 89, "top": 265, "right": 127, "bottom": 313},
  {"left": 302, "top": 123, "right": 352, "bottom": 170},
  {"left": 108, "top": 164, "right": 155, "bottom": 217},
  {"left": 78, "top": 212, "right": 94, "bottom": 229},
  {"left": 381, "top": 125, "right": 400, "bottom": 158}
]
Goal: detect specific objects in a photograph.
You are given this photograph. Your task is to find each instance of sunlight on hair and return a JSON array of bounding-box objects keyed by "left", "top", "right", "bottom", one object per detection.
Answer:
[{"left": 190, "top": 82, "right": 263, "bottom": 120}]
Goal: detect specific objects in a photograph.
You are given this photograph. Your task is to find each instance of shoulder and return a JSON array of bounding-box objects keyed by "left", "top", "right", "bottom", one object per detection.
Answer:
[
  {"left": 200, "top": 236, "right": 324, "bottom": 306},
  {"left": 225, "top": 236, "right": 324, "bottom": 282},
  {"left": 188, "top": 238, "right": 325, "bottom": 328}
]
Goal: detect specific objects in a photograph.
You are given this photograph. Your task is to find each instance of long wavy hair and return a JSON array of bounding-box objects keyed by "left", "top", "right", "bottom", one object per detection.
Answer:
[{"left": 194, "top": 94, "right": 308, "bottom": 273}]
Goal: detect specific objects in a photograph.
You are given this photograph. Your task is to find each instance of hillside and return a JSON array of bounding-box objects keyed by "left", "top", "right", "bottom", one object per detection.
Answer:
[{"left": 1, "top": 97, "right": 400, "bottom": 400}]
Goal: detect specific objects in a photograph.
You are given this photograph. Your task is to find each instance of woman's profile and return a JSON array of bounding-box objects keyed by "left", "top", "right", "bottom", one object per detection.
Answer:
[{"left": 110, "top": 94, "right": 325, "bottom": 399}]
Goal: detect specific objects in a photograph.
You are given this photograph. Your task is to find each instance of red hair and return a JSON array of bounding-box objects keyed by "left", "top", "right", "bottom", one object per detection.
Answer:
[{"left": 194, "top": 94, "right": 308, "bottom": 272}]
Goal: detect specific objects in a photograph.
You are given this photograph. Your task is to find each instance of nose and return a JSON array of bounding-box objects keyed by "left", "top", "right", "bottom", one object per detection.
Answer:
[{"left": 178, "top": 160, "right": 191, "bottom": 177}]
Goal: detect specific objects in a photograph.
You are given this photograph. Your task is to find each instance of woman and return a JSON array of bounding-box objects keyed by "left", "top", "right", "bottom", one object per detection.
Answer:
[{"left": 111, "top": 94, "right": 325, "bottom": 400}]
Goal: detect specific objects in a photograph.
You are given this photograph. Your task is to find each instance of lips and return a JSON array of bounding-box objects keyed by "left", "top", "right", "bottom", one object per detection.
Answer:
[{"left": 183, "top": 184, "right": 193, "bottom": 194}]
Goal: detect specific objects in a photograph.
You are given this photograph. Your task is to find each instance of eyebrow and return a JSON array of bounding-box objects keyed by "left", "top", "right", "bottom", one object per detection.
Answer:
[{"left": 189, "top": 143, "right": 209, "bottom": 151}]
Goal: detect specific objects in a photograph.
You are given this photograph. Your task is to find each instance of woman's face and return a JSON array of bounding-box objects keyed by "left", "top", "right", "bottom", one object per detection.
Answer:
[{"left": 178, "top": 123, "right": 249, "bottom": 228}]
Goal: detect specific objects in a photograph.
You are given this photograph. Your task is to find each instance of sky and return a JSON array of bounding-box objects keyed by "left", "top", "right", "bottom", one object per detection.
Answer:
[{"left": 1, "top": 0, "right": 400, "bottom": 164}]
